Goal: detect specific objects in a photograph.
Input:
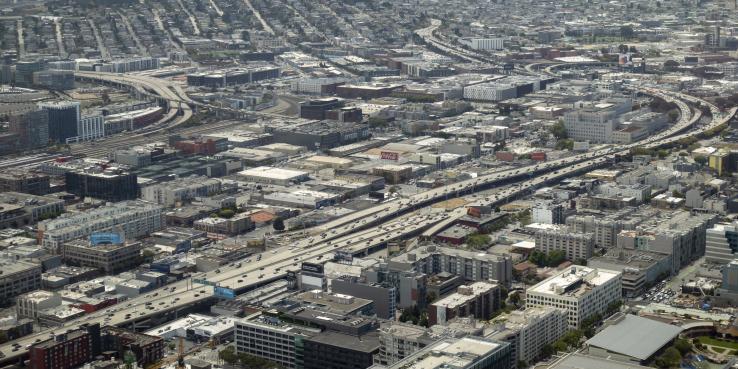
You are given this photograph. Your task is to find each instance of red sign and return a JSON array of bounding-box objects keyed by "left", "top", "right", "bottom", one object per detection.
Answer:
[{"left": 381, "top": 151, "right": 399, "bottom": 161}]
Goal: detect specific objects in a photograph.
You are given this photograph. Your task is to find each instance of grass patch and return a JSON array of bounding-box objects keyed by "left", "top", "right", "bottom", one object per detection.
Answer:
[
  {"left": 711, "top": 347, "right": 726, "bottom": 354},
  {"left": 696, "top": 336, "right": 738, "bottom": 350}
]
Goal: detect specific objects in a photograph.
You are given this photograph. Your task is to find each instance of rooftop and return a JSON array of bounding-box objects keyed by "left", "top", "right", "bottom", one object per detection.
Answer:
[
  {"left": 528, "top": 266, "right": 620, "bottom": 297},
  {"left": 586, "top": 314, "right": 682, "bottom": 360}
]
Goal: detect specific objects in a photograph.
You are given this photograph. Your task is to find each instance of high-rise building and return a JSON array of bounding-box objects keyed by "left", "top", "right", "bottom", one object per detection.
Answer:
[
  {"left": 39, "top": 101, "right": 80, "bottom": 143},
  {"left": 526, "top": 266, "right": 622, "bottom": 328},
  {"left": 706, "top": 222, "right": 738, "bottom": 265},
  {"left": 15, "top": 60, "right": 43, "bottom": 87},
  {"left": 9, "top": 109, "right": 49, "bottom": 149}
]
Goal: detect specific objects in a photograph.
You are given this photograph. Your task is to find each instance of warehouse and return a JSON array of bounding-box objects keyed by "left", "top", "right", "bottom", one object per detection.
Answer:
[{"left": 237, "top": 166, "right": 309, "bottom": 185}]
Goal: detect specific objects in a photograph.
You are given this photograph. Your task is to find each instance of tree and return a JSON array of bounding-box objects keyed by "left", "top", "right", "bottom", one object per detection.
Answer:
[
  {"left": 218, "top": 209, "right": 235, "bottom": 218},
  {"left": 273, "top": 217, "right": 285, "bottom": 232},
  {"left": 509, "top": 292, "right": 521, "bottom": 306},
  {"left": 466, "top": 233, "right": 491, "bottom": 250},
  {"left": 550, "top": 120, "right": 568, "bottom": 140},
  {"left": 101, "top": 92, "right": 111, "bottom": 104},
  {"left": 547, "top": 250, "right": 566, "bottom": 266},
  {"left": 694, "top": 156, "right": 707, "bottom": 166},
  {"left": 674, "top": 339, "right": 692, "bottom": 355},
  {"left": 620, "top": 25, "right": 634, "bottom": 39},
  {"left": 219, "top": 346, "right": 239, "bottom": 365},
  {"left": 655, "top": 347, "right": 681, "bottom": 369}
]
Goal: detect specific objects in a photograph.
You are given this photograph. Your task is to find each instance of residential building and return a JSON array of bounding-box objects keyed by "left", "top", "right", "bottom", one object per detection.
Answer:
[
  {"left": 485, "top": 307, "right": 568, "bottom": 368},
  {"left": 29, "top": 323, "right": 101, "bottom": 369},
  {"left": 389, "top": 244, "right": 513, "bottom": 286},
  {"left": 0, "top": 191, "right": 65, "bottom": 229},
  {"left": 375, "top": 322, "right": 438, "bottom": 366},
  {"left": 39, "top": 200, "right": 163, "bottom": 252},
  {"left": 429, "top": 282, "right": 500, "bottom": 326},
  {"left": 369, "top": 336, "right": 511, "bottom": 369},
  {"left": 526, "top": 266, "right": 622, "bottom": 328},
  {"left": 534, "top": 226, "right": 595, "bottom": 262}
]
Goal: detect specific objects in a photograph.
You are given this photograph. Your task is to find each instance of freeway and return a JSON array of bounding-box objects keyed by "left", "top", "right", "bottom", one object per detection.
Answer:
[{"left": 4, "top": 85, "right": 726, "bottom": 363}]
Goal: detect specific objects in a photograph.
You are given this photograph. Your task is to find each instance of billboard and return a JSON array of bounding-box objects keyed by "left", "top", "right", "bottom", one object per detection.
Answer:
[
  {"left": 215, "top": 286, "right": 235, "bottom": 299},
  {"left": 334, "top": 250, "right": 353, "bottom": 263},
  {"left": 90, "top": 233, "right": 123, "bottom": 245},
  {"left": 301, "top": 262, "right": 324, "bottom": 274},
  {"left": 381, "top": 151, "right": 399, "bottom": 161}
]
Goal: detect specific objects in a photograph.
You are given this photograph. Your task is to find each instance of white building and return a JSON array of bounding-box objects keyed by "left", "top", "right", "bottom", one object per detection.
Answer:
[
  {"left": 705, "top": 222, "right": 738, "bottom": 265},
  {"left": 563, "top": 99, "right": 632, "bottom": 143},
  {"left": 237, "top": 166, "right": 309, "bottom": 185},
  {"left": 463, "top": 82, "right": 517, "bottom": 102},
  {"left": 532, "top": 201, "right": 566, "bottom": 224},
  {"left": 38, "top": 200, "right": 164, "bottom": 252},
  {"left": 16, "top": 290, "right": 62, "bottom": 319},
  {"left": 460, "top": 37, "right": 505, "bottom": 51},
  {"left": 534, "top": 226, "right": 595, "bottom": 261},
  {"left": 67, "top": 115, "right": 104, "bottom": 143},
  {"left": 486, "top": 307, "right": 568, "bottom": 367},
  {"left": 526, "top": 266, "right": 622, "bottom": 328},
  {"left": 140, "top": 176, "right": 222, "bottom": 207}
]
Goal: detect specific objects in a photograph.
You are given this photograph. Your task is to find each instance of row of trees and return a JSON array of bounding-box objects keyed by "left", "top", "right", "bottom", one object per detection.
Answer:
[{"left": 219, "top": 346, "right": 283, "bottom": 369}]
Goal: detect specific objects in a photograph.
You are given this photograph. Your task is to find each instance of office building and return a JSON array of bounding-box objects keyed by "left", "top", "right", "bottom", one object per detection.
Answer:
[
  {"left": 526, "top": 266, "right": 621, "bottom": 328},
  {"left": 140, "top": 176, "right": 222, "bottom": 207},
  {"left": 369, "top": 336, "right": 511, "bottom": 369},
  {"left": 33, "top": 70, "right": 74, "bottom": 90},
  {"left": 186, "top": 66, "right": 280, "bottom": 87},
  {"left": 0, "top": 258, "right": 42, "bottom": 301},
  {"left": 705, "top": 222, "right": 738, "bottom": 265},
  {"left": 15, "top": 61, "right": 43, "bottom": 87},
  {"left": 62, "top": 239, "right": 142, "bottom": 274},
  {"left": 64, "top": 167, "right": 139, "bottom": 202},
  {"left": 39, "top": 101, "right": 80, "bottom": 143},
  {"left": 268, "top": 121, "right": 370, "bottom": 150},
  {"left": 39, "top": 200, "right": 163, "bottom": 252},
  {"left": 9, "top": 109, "right": 49, "bottom": 149},
  {"left": 299, "top": 98, "right": 345, "bottom": 120},
  {"left": 459, "top": 37, "right": 505, "bottom": 50},
  {"left": 235, "top": 312, "right": 320, "bottom": 369},
  {"left": 485, "top": 307, "right": 568, "bottom": 367},
  {"left": 534, "top": 226, "right": 595, "bottom": 262},
  {"left": 714, "top": 259, "right": 738, "bottom": 306},
  {"left": 302, "top": 330, "right": 379, "bottom": 369},
  {"left": 0, "top": 171, "right": 50, "bottom": 195},
  {"left": 331, "top": 276, "right": 397, "bottom": 320},
  {"left": 429, "top": 282, "right": 500, "bottom": 326},
  {"left": 588, "top": 249, "right": 672, "bottom": 297},
  {"left": 532, "top": 201, "right": 566, "bottom": 225},
  {"left": 563, "top": 99, "right": 631, "bottom": 143}
]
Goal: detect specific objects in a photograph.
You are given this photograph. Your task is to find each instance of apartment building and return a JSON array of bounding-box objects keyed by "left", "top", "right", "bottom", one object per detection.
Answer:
[
  {"left": 485, "top": 307, "right": 568, "bottom": 368},
  {"left": 534, "top": 226, "right": 595, "bottom": 261},
  {"left": 39, "top": 201, "right": 163, "bottom": 252}
]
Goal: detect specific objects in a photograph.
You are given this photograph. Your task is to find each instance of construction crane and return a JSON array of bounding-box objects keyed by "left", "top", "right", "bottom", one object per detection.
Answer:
[{"left": 146, "top": 337, "right": 213, "bottom": 369}]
